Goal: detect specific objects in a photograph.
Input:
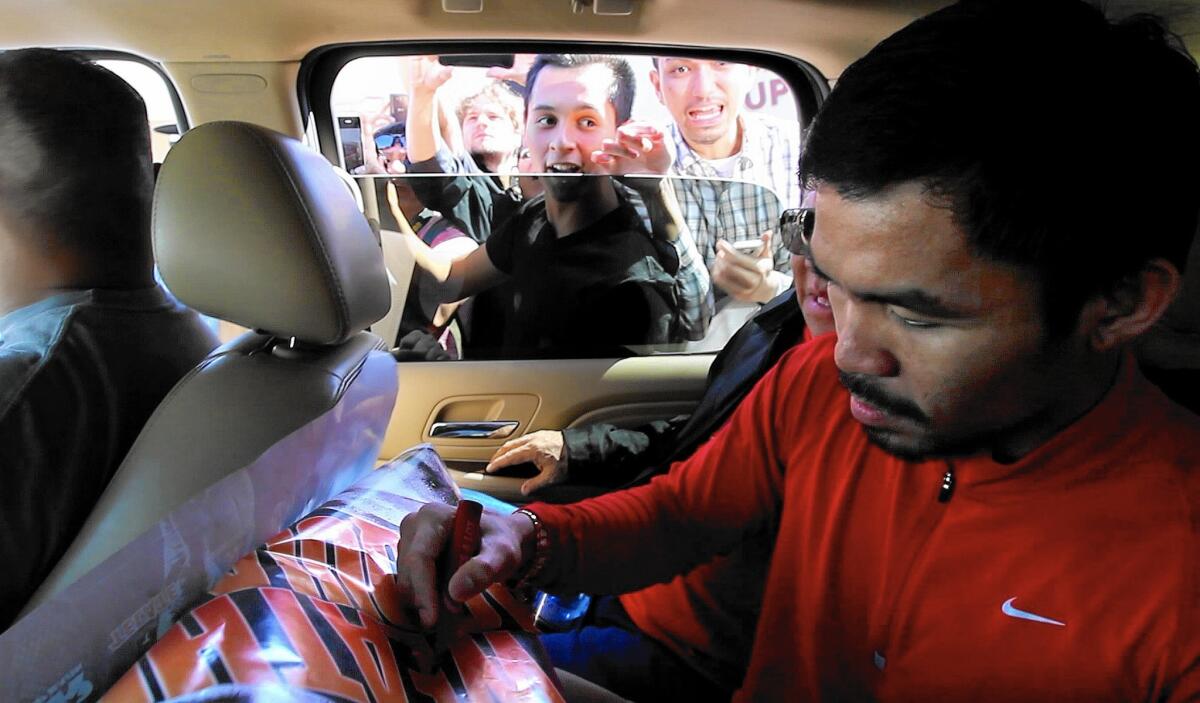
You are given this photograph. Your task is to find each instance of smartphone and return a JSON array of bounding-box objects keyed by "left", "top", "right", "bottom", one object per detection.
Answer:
[
  {"left": 731, "top": 239, "right": 765, "bottom": 256},
  {"left": 338, "top": 116, "right": 364, "bottom": 172},
  {"left": 388, "top": 93, "right": 409, "bottom": 123}
]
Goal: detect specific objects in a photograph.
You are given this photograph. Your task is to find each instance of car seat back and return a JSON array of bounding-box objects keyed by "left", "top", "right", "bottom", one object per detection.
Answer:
[{"left": 21, "top": 121, "right": 396, "bottom": 612}]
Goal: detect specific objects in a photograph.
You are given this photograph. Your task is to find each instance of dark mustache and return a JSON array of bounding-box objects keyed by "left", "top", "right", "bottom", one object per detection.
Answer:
[{"left": 838, "top": 371, "right": 929, "bottom": 424}]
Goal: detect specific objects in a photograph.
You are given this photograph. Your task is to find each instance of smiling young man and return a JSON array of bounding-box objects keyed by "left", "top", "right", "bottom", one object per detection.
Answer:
[
  {"left": 395, "top": 2, "right": 1200, "bottom": 700},
  {"left": 401, "top": 54, "right": 682, "bottom": 358},
  {"left": 401, "top": 55, "right": 715, "bottom": 349},
  {"left": 650, "top": 58, "right": 802, "bottom": 304}
]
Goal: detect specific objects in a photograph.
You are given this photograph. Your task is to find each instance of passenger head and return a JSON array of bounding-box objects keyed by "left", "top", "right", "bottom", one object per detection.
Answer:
[
  {"left": 650, "top": 58, "right": 755, "bottom": 159},
  {"left": 523, "top": 54, "right": 636, "bottom": 202},
  {"left": 792, "top": 254, "right": 834, "bottom": 337},
  {"left": 782, "top": 215, "right": 835, "bottom": 336},
  {"left": 373, "top": 121, "right": 408, "bottom": 172},
  {"left": 799, "top": 0, "right": 1200, "bottom": 460},
  {"left": 457, "top": 81, "right": 522, "bottom": 162},
  {"left": 0, "top": 48, "right": 154, "bottom": 300}
]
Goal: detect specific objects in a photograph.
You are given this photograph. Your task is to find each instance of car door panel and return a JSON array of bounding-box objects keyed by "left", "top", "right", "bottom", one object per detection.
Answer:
[{"left": 381, "top": 355, "right": 713, "bottom": 500}]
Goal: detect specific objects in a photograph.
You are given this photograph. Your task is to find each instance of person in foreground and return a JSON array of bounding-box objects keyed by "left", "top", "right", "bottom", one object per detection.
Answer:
[
  {"left": 481, "top": 248, "right": 833, "bottom": 702},
  {"left": 395, "top": 1, "right": 1200, "bottom": 700},
  {"left": 0, "top": 49, "right": 218, "bottom": 629}
]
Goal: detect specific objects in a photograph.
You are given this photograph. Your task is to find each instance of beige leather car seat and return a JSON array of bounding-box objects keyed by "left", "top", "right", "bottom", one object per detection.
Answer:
[{"left": 21, "top": 121, "right": 395, "bottom": 612}]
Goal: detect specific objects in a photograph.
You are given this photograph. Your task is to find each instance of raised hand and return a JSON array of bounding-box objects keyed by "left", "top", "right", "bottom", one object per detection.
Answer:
[
  {"left": 592, "top": 120, "right": 673, "bottom": 194},
  {"left": 485, "top": 54, "right": 535, "bottom": 86},
  {"left": 408, "top": 55, "right": 454, "bottom": 97}
]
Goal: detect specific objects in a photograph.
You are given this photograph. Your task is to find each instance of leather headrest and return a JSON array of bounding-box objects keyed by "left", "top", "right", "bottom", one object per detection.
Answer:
[{"left": 153, "top": 121, "right": 389, "bottom": 345}]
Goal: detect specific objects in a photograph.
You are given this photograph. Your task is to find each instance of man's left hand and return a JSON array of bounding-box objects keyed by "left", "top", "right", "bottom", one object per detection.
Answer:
[{"left": 712, "top": 232, "right": 780, "bottom": 303}]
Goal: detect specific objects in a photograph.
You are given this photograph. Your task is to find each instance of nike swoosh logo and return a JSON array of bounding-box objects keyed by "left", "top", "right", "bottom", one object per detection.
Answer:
[{"left": 1002, "top": 597, "right": 1065, "bottom": 627}]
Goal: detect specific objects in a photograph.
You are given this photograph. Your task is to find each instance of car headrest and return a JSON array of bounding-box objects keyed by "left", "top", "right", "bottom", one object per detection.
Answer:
[{"left": 153, "top": 121, "right": 390, "bottom": 345}]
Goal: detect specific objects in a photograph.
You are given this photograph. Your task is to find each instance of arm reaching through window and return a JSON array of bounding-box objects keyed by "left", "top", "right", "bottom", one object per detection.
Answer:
[{"left": 396, "top": 233, "right": 504, "bottom": 305}]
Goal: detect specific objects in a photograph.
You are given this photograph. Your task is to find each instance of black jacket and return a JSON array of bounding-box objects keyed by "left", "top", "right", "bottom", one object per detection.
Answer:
[{"left": 563, "top": 289, "right": 807, "bottom": 488}]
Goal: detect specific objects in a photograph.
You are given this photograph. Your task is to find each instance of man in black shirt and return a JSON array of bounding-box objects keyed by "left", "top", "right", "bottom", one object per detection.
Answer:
[
  {"left": 486, "top": 191, "right": 676, "bottom": 357},
  {"left": 401, "top": 54, "right": 684, "bottom": 358}
]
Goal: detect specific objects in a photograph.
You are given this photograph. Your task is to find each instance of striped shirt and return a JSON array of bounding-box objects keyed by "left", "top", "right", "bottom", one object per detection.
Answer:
[{"left": 666, "top": 114, "right": 803, "bottom": 276}]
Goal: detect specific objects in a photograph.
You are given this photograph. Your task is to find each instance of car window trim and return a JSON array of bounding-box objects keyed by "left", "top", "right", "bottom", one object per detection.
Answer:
[
  {"left": 72, "top": 48, "right": 191, "bottom": 135},
  {"left": 299, "top": 39, "right": 828, "bottom": 171}
]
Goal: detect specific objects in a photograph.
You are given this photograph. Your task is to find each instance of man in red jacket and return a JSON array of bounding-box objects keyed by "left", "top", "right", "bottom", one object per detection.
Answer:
[{"left": 395, "top": 1, "right": 1200, "bottom": 700}]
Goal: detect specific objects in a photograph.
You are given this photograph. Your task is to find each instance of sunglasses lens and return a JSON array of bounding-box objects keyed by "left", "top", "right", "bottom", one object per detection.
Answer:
[
  {"left": 375, "top": 135, "right": 404, "bottom": 150},
  {"left": 780, "top": 209, "right": 813, "bottom": 255}
]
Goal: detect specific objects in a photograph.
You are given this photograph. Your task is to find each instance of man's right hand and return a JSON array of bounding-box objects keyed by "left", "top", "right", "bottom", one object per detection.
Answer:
[
  {"left": 395, "top": 503, "right": 535, "bottom": 630},
  {"left": 485, "top": 430, "right": 569, "bottom": 495},
  {"left": 408, "top": 55, "right": 453, "bottom": 97},
  {"left": 485, "top": 54, "right": 535, "bottom": 86}
]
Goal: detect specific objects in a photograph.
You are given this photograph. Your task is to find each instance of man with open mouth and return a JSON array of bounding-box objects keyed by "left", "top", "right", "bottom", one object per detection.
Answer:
[
  {"left": 399, "top": 53, "right": 685, "bottom": 359},
  {"left": 650, "top": 57, "right": 803, "bottom": 307}
]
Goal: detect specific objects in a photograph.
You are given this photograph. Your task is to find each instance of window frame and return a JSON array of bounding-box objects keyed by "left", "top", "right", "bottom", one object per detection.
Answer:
[
  {"left": 298, "top": 40, "right": 828, "bottom": 171},
  {"left": 75, "top": 48, "right": 192, "bottom": 136},
  {"left": 299, "top": 41, "right": 828, "bottom": 359}
]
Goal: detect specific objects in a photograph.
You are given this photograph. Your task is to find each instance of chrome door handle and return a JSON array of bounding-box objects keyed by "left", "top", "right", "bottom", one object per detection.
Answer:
[{"left": 429, "top": 421, "right": 519, "bottom": 439}]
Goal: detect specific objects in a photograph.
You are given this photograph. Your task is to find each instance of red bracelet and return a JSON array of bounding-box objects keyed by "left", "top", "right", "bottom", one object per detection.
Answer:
[{"left": 511, "top": 508, "right": 549, "bottom": 590}]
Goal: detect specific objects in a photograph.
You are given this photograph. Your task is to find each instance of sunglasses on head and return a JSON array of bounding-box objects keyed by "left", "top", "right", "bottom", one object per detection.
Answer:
[
  {"left": 374, "top": 133, "right": 406, "bottom": 151},
  {"left": 779, "top": 208, "right": 815, "bottom": 256}
]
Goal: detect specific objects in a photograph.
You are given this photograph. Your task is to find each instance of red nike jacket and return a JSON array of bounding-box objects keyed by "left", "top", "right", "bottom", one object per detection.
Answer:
[{"left": 529, "top": 335, "right": 1200, "bottom": 701}]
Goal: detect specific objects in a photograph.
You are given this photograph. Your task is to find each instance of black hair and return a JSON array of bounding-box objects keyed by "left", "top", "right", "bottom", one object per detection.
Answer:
[
  {"left": 800, "top": 0, "right": 1200, "bottom": 334},
  {"left": 0, "top": 48, "right": 153, "bottom": 268},
  {"left": 524, "top": 54, "right": 636, "bottom": 123}
]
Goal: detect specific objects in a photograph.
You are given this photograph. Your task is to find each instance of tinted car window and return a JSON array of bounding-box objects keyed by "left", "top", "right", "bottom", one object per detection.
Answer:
[{"left": 330, "top": 53, "right": 805, "bottom": 360}]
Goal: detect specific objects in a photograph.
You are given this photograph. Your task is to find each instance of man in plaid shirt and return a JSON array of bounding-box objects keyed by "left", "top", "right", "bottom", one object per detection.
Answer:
[{"left": 652, "top": 58, "right": 803, "bottom": 306}]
